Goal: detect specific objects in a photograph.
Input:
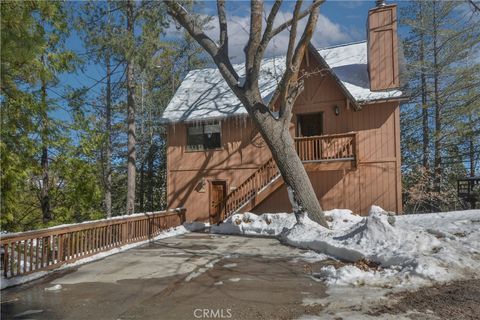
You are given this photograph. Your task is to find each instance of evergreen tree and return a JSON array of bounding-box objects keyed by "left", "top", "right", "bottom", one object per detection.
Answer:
[{"left": 401, "top": 0, "right": 480, "bottom": 212}]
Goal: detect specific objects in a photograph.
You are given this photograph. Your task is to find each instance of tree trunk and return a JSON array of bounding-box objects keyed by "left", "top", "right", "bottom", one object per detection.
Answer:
[
  {"left": 139, "top": 160, "right": 145, "bottom": 212},
  {"left": 247, "top": 100, "right": 328, "bottom": 228},
  {"left": 126, "top": 0, "right": 136, "bottom": 215},
  {"left": 469, "top": 137, "right": 475, "bottom": 177},
  {"left": 40, "top": 63, "right": 51, "bottom": 223},
  {"left": 419, "top": 4, "right": 429, "bottom": 171},
  {"left": 432, "top": 3, "right": 442, "bottom": 194},
  {"left": 164, "top": 0, "right": 327, "bottom": 227},
  {"left": 147, "top": 144, "right": 155, "bottom": 212},
  {"left": 105, "top": 51, "right": 112, "bottom": 218}
]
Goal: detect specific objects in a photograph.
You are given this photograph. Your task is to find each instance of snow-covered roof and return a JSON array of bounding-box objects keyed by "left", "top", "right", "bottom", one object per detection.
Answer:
[
  {"left": 161, "top": 41, "right": 403, "bottom": 123},
  {"left": 317, "top": 41, "right": 403, "bottom": 103}
]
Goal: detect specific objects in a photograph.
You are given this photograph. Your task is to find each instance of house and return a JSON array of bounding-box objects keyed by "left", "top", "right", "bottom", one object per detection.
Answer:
[{"left": 160, "top": 3, "right": 406, "bottom": 223}]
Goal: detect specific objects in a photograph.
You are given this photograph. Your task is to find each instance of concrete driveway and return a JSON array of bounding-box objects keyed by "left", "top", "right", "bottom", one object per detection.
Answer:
[{"left": 1, "top": 232, "right": 328, "bottom": 320}]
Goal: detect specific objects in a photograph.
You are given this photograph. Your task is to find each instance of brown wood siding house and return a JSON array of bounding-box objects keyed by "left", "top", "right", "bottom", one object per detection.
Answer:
[{"left": 162, "top": 4, "right": 406, "bottom": 223}]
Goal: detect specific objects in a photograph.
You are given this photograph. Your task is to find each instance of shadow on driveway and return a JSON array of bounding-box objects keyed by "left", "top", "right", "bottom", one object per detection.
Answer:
[{"left": 1, "top": 233, "right": 328, "bottom": 320}]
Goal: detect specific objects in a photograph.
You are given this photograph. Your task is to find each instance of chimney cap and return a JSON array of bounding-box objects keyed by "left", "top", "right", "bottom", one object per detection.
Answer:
[{"left": 375, "top": 0, "right": 386, "bottom": 6}]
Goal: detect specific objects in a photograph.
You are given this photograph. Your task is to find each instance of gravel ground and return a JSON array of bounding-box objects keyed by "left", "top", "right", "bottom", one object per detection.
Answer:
[{"left": 370, "top": 279, "right": 480, "bottom": 319}]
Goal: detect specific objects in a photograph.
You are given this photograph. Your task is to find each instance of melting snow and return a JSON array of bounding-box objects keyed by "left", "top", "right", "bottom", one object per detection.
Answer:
[
  {"left": 213, "top": 206, "right": 480, "bottom": 287},
  {"left": 211, "top": 212, "right": 296, "bottom": 236},
  {"left": 44, "top": 284, "right": 62, "bottom": 292}
]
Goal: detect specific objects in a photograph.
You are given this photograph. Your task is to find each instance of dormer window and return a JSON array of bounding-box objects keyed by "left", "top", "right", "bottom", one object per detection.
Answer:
[{"left": 186, "top": 121, "right": 221, "bottom": 151}]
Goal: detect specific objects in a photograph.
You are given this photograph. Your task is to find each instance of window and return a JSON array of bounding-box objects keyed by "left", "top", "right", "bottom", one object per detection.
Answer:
[{"left": 186, "top": 121, "right": 221, "bottom": 151}]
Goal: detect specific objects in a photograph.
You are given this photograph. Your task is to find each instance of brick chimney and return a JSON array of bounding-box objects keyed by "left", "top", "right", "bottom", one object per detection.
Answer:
[{"left": 367, "top": 2, "right": 399, "bottom": 91}]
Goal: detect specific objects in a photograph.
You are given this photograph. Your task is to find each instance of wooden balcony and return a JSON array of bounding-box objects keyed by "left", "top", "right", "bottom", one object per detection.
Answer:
[
  {"left": 219, "top": 132, "right": 359, "bottom": 220},
  {"left": 294, "top": 132, "right": 358, "bottom": 171}
]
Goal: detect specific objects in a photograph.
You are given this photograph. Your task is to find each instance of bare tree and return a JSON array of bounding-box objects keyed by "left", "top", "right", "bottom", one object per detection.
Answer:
[
  {"left": 467, "top": 0, "right": 480, "bottom": 12},
  {"left": 166, "top": 0, "right": 328, "bottom": 227}
]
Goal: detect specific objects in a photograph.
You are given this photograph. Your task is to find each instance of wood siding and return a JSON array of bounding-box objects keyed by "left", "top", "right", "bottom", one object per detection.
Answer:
[
  {"left": 252, "top": 102, "right": 401, "bottom": 215},
  {"left": 167, "top": 118, "right": 271, "bottom": 221},
  {"left": 167, "top": 50, "right": 402, "bottom": 221}
]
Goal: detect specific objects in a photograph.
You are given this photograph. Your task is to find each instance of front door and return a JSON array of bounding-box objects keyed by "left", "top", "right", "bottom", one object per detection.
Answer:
[
  {"left": 297, "top": 112, "right": 323, "bottom": 137},
  {"left": 210, "top": 180, "right": 226, "bottom": 224}
]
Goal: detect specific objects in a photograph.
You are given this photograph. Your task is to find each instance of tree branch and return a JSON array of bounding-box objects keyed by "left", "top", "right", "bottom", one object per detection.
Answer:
[
  {"left": 267, "top": 0, "right": 324, "bottom": 123},
  {"left": 244, "top": 0, "right": 264, "bottom": 89},
  {"left": 217, "top": 0, "right": 228, "bottom": 51},
  {"left": 165, "top": 1, "right": 239, "bottom": 87},
  {"left": 166, "top": 2, "right": 219, "bottom": 57},
  {"left": 467, "top": 0, "right": 480, "bottom": 12},
  {"left": 270, "top": 0, "right": 323, "bottom": 38},
  {"left": 256, "top": 0, "right": 282, "bottom": 65}
]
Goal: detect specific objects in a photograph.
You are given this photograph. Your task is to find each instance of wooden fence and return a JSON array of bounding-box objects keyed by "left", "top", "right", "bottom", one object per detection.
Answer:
[{"left": 0, "top": 209, "right": 186, "bottom": 279}]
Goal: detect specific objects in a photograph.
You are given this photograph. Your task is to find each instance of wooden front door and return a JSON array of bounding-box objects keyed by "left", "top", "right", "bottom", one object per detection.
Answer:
[
  {"left": 210, "top": 180, "right": 226, "bottom": 224},
  {"left": 297, "top": 112, "right": 323, "bottom": 137}
]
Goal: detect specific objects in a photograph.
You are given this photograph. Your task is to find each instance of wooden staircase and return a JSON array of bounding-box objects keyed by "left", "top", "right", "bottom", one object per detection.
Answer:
[
  {"left": 218, "top": 132, "right": 358, "bottom": 221},
  {"left": 219, "top": 157, "right": 282, "bottom": 221}
]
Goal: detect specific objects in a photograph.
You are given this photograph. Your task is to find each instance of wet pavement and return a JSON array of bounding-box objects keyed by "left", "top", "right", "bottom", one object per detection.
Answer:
[{"left": 1, "top": 233, "right": 327, "bottom": 320}]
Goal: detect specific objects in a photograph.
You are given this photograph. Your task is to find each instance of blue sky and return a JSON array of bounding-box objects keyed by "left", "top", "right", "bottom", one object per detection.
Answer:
[{"left": 55, "top": 0, "right": 409, "bottom": 123}]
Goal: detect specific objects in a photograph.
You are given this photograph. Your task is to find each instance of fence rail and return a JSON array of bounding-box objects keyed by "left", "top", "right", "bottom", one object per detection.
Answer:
[{"left": 0, "top": 209, "right": 186, "bottom": 279}]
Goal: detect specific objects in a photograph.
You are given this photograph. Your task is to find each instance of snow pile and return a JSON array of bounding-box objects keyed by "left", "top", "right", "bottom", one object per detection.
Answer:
[
  {"left": 285, "top": 206, "right": 441, "bottom": 267},
  {"left": 211, "top": 212, "right": 296, "bottom": 236},
  {"left": 213, "top": 207, "right": 480, "bottom": 287}
]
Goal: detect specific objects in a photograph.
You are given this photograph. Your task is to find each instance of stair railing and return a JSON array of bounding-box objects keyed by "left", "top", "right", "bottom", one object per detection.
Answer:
[{"left": 220, "top": 157, "right": 280, "bottom": 220}]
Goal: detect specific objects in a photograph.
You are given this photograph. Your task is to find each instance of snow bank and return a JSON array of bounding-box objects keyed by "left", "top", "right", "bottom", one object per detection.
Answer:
[
  {"left": 284, "top": 206, "right": 442, "bottom": 267},
  {"left": 213, "top": 207, "right": 480, "bottom": 287},
  {"left": 210, "top": 212, "right": 296, "bottom": 236}
]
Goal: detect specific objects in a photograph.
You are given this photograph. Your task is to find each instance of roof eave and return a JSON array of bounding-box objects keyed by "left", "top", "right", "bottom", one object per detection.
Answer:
[
  {"left": 159, "top": 112, "right": 249, "bottom": 125},
  {"left": 357, "top": 95, "right": 409, "bottom": 105}
]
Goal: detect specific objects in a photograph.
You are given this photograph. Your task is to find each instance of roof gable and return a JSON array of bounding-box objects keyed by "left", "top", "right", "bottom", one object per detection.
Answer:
[{"left": 161, "top": 41, "right": 403, "bottom": 123}]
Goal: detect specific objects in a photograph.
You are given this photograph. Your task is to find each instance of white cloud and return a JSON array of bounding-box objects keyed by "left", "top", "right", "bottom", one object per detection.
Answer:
[
  {"left": 167, "top": 6, "right": 360, "bottom": 63},
  {"left": 206, "top": 11, "right": 356, "bottom": 62}
]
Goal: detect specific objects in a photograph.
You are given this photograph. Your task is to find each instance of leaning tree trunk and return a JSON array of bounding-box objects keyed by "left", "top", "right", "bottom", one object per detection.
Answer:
[
  {"left": 246, "top": 101, "right": 328, "bottom": 228},
  {"left": 165, "top": 0, "right": 328, "bottom": 227}
]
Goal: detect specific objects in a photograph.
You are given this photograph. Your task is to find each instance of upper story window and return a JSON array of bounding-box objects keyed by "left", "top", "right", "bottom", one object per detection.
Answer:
[{"left": 186, "top": 121, "right": 221, "bottom": 151}]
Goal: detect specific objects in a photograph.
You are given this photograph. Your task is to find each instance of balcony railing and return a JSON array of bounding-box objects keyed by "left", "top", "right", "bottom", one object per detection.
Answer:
[
  {"left": 220, "top": 132, "right": 359, "bottom": 220},
  {"left": 294, "top": 132, "right": 358, "bottom": 163}
]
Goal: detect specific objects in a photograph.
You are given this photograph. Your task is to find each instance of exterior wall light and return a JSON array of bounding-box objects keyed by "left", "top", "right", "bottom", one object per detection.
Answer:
[{"left": 334, "top": 105, "right": 340, "bottom": 116}]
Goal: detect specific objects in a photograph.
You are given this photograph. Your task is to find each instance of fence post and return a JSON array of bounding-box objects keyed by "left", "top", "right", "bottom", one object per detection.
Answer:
[{"left": 3, "top": 243, "right": 8, "bottom": 278}]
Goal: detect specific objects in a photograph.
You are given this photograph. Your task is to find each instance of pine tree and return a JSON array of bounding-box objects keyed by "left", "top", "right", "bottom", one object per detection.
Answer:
[{"left": 401, "top": 0, "right": 480, "bottom": 212}]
